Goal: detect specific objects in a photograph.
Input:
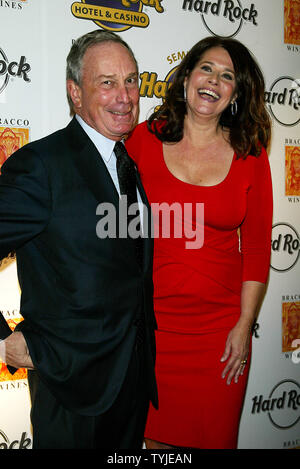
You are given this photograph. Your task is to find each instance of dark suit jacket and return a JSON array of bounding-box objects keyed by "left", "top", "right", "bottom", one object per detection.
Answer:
[{"left": 0, "top": 117, "right": 157, "bottom": 416}]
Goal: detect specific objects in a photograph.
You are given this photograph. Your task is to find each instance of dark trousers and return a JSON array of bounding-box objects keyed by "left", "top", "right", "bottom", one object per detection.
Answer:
[{"left": 27, "top": 342, "right": 150, "bottom": 449}]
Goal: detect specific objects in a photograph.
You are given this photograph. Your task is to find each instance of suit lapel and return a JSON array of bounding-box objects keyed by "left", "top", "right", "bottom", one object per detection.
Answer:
[
  {"left": 65, "top": 117, "right": 119, "bottom": 206},
  {"left": 65, "top": 117, "right": 152, "bottom": 271}
]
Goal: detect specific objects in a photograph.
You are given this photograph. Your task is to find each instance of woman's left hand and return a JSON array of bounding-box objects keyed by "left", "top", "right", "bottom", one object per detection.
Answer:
[{"left": 220, "top": 320, "right": 251, "bottom": 385}]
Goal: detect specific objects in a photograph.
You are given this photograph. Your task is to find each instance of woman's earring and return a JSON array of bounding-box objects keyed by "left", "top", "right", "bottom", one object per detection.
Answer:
[
  {"left": 231, "top": 100, "right": 238, "bottom": 116},
  {"left": 183, "top": 87, "right": 187, "bottom": 102}
]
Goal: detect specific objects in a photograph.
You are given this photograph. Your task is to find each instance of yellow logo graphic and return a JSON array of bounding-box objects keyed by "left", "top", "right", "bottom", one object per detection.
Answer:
[
  {"left": 284, "top": 0, "right": 300, "bottom": 45},
  {"left": 140, "top": 65, "right": 179, "bottom": 101},
  {"left": 0, "top": 127, "right": 30, "bottom": 173},
  {"left": 282, "top": 302, "right": 300, "bottom": 353},
  {"left": 285, "top": 146, "right": 300, "bottom": 196},
  {"left": 71, "top": 0, "right": 164, "bottom": 31}
]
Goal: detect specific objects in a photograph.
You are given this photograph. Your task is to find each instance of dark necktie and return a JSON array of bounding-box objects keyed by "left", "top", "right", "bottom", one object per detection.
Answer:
[
  {"left": 114, "top": 141, "right": 145, "bottom": 347},
  {"left": 114, "top": 141, "right": 143, "bottom": 267}
]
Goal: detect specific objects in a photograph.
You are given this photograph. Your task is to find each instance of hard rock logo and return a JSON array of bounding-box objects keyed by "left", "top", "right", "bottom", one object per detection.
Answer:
[
  {"left": 182, "top": 0, "right": 258, "bottom": 38},
  {"left": 71, "top": 0, "right": 164, "bottom": 31},
  {"left": 251, "top": 380, "right": 300, "bottom": 430},
  {"left": 0, "top": 48, "right": 31, "bottom": 95},
  {"left": 139, "top": 65, "right": 179, "bottom": 113},
  {"left": 265, "top": 76, "right": 300, "bottom": 127},
  {"left": 271, "top": 223, "right": 300, "bottom": 272}
]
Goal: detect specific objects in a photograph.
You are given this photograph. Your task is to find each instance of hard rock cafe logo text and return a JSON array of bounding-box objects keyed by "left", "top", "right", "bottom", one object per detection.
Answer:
[
  {"left": 182, "top": 0, "right": 258, "bottom": 37},
  {"left": 0, "top": 48, "right": 31, "bottom": 95},
  {"left": 251, "top": 380, "right": 300, "bottom": 429},
  {"left": 139, "top": 61, "right": 181, "bottom": 105},
  {"left": 71, "top": 0, "right": 164, "bottom": 31},
  {"left": 271, "top": 223, "right": 300, "bottom": 272},
  {"left": 0, "top": 430, "right": 31, "bottom": 449},
  {"left": 265, "top": 77, "right": 300, "bottom": 127}
]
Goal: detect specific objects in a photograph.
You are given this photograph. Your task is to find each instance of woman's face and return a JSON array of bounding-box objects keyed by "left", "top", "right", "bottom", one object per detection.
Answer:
[{"left": 184, "top": 46, "right": 237, "bottom": 124}]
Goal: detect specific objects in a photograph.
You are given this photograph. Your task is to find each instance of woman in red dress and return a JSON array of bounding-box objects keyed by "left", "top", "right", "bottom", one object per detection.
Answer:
[{"left": 126, "top": 36, "right": 273, "bottom": 449}]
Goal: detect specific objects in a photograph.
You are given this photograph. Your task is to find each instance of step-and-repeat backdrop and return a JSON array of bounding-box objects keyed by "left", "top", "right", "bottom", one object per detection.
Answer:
[{"left": 0, "top": 0, "right": 299, "bottom": 450}]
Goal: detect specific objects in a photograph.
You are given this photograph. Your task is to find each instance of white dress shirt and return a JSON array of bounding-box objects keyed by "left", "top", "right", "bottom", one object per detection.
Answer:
[{"left": 75, "top": 114, "right": 144, "bottom": 220}]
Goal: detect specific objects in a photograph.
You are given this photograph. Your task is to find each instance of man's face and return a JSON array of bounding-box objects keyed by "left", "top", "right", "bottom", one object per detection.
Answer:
[{"left": 68, "top": 41, "right": 139, "bottom": 141}]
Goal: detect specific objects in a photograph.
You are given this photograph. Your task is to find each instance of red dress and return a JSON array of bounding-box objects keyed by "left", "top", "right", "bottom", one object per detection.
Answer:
[{"left": 126, "top": 121, "right": 273, "bottom": 449}]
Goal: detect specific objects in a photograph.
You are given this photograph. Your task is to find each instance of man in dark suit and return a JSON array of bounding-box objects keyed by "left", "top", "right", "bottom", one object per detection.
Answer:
[{"left": 0, "top": 30, "right": 157, "bottom": 449}]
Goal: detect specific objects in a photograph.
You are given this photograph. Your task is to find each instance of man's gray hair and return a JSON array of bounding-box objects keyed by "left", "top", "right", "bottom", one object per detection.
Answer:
[{"left": 66, "top": 29, "right": 138, "bottom": 112}]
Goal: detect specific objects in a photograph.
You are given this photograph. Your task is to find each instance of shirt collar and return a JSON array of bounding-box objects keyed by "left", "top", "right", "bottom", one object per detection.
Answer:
[{"left": 75, "top": 114, "right": 116, "bottom": 163}]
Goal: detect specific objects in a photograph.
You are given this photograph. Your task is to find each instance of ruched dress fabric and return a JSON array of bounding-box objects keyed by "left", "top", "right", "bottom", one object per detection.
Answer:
[{"left": 126, "top": 121, "right": 273, "bottom": 449}]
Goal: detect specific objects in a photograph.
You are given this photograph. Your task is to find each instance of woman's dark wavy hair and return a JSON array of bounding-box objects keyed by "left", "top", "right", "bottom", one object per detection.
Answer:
[{"left": 148, "top": 36, "right": 271, "bottom": 158}]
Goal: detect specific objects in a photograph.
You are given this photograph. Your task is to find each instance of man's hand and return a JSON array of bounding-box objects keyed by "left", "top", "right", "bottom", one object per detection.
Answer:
[{"left": 0, "top": 332, "right": 34, "bottom": 369}]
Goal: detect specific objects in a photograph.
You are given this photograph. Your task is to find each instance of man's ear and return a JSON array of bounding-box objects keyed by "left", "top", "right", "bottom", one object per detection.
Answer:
[{"left": 67, "top": 80, "right": 82, "bottom": 110}]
